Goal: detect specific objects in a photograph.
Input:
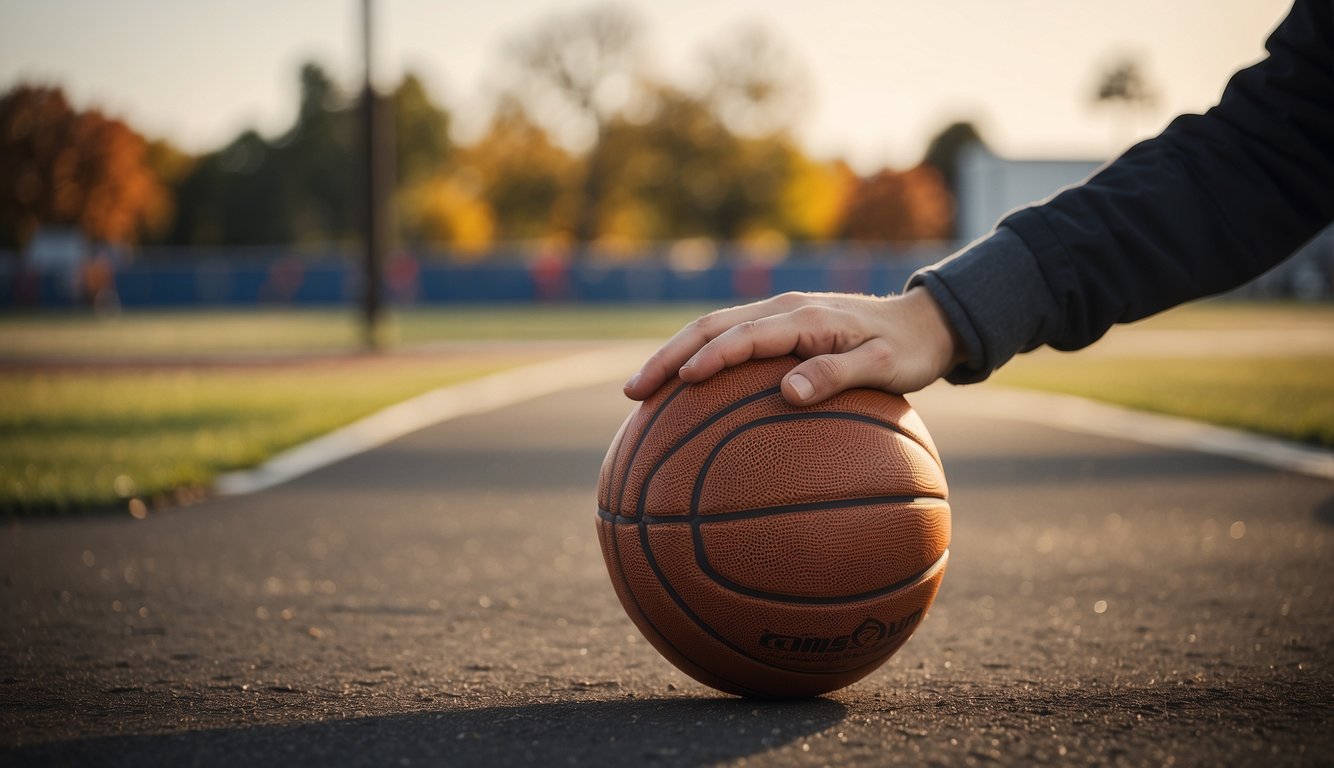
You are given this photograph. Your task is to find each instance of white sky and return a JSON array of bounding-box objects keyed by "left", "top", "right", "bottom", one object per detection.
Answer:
[{"left": 0, "top": 0, "right": 1293, "bottom": 172}]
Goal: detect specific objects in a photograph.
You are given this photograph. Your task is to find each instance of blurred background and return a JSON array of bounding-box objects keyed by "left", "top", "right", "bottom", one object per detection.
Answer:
[
  {"left": 1, "top": 0, "right": 1330, "bottom": 513},
  {"left": 2, "top": 0, "right": 1327, "bottom": 313}
]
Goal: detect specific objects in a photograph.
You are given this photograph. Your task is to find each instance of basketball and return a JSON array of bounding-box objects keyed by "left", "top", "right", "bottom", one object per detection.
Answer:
[{"left": 596, "top": 356, "right": 950, "bottom": 698}]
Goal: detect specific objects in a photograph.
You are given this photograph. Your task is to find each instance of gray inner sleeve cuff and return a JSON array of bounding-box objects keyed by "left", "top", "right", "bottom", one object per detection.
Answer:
[{"left": 905, "top": 226, "right": 1060, "bottom": 385}]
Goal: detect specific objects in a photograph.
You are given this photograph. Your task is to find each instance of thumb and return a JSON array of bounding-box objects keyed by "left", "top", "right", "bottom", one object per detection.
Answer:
[
  {"left": 781, "top": 342, "right": 895, "bottom": 405},
  {"left": 781, "top": 353, "right": 853, "bottom": 406}
]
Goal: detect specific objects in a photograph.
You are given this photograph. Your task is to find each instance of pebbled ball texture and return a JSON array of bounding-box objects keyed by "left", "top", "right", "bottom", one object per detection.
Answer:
[{"left": 596, "top": 356, "right": 950, "bottom": 698}]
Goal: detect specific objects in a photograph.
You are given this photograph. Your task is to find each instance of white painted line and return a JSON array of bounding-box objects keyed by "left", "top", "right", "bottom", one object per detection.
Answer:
[
  {"left": 214, "top": 343, "right": 654, "bottom": 495},
  {"left": 956, "top": 387, "right": 1334, "bottom": 480}
]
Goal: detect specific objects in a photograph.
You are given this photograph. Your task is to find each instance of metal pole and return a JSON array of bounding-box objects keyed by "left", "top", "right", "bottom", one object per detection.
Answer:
[{"left": 361, "top": 0, "right": 384, "bottom": 350}]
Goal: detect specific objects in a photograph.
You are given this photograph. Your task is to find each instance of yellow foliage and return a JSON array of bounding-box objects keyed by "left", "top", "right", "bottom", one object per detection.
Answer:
[
  {"left": 397, "top": 172, "right": 496, "bottom": 255},
  {"left": 779, "top": 152, "right": 853, "bottom": 241}
]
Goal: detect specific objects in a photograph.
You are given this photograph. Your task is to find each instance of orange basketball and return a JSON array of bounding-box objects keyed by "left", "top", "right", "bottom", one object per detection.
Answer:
[{"left": 596, "top": 356, "right": 950, "bottom": 698}]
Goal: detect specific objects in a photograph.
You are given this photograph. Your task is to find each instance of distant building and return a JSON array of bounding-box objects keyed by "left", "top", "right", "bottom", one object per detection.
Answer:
[
  {"left": 955, "top": 143, "right": 1102, "bottom": 243},
  {"left": 954, "top": 143, "right": 1332, "bottom": 299}
]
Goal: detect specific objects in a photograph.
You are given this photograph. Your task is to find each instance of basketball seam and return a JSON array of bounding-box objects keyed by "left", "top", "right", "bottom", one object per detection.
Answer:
[
  {"left": 601, "top": 505, "right": 950, "bottom": 605},
  {"left": 600, "top": 495, "right": 948, "bottom": 525},
  {"left": 691, "top": 538, "right": 946, "bottom": 605},
  {"left": 688, "top": 411, "right": 931, "bottom": 518},
  {"left": 614, "top": 382, "right": 688, "bottom": 516},
  {"left": 604, "top": 381, "right": 770, "bottom": 697},
  {"left": 633, "top": 385, "right": 783, "bottom": 518},
  {"left": 606, "top": 377, "right": 946, "bottom": 688},
  {"left": 684, "top": 412, "right": 947, "bottom": 604},
  {"left": 633, "top": 512, "right": 947, "bottom": 675}
]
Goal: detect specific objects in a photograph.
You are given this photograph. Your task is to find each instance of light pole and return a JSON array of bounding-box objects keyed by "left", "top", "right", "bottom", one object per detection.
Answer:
[{"left": 360, "top": 0, "right": 387, "bottom": 350}]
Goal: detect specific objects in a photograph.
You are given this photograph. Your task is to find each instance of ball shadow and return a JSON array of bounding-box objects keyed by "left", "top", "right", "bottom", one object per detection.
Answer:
[{"left": 3, "top": 696, "right": 848, "bottom": 768}]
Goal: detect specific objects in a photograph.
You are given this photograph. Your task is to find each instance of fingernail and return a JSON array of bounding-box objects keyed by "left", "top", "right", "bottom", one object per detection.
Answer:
[
  {"left": 624, "top": 372, "right": 641, "bottom": 390},
  {"left": 788, "top": 373, "right": 814, "bottom": 400}
]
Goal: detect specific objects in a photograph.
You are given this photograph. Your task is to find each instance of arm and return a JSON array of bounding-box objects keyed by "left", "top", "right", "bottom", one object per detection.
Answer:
[
  {"left": 917, "top": 0, "right": 1334, "bottom": 382},
  {"left": 628, "top": 0, "right": 1334, "bottom": 402}
]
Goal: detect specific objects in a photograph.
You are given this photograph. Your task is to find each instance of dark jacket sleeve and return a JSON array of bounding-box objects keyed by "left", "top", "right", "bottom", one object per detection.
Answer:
[{"left": 909, "top": 0, "right": 1334, "bottom": 384}]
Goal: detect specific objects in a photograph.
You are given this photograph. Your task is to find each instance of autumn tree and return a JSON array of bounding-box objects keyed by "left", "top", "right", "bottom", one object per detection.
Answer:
[
  {"left": 839, "top": 165, "right": 952, "bottom": 242},
  {"left": 503, "top": 4, "right": 644, "bottom": 244},
  {"left": 457, "top": 98, "right": 574, "bottom": 241},
  {"left": 0, "top": 85, "right": 166, "bottom": 250}
]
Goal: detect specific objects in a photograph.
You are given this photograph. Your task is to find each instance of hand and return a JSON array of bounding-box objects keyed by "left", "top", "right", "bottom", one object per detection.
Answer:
[{"left": 623, "top": 288, "right": 966, "bottom": 406}]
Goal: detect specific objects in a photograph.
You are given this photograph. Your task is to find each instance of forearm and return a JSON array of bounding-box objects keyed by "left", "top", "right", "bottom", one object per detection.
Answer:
[{"left": 911, "top": 0, "right": 1334, "bottom": 384}]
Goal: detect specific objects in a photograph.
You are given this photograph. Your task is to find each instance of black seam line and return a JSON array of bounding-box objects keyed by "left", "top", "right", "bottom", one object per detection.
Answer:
[
  {"left": 597, "top": 495, "right": 948, "bottom": 525},
  {"left": 684, "top": 495, "right": 945, "bottom": 524},
  {"left": 628, "top": 519, "right": 776, "bottom": 694},
  {"left": 637, "top": 520, "right": 795, "bottom": 672},
  {"left": 613, "top": 382, "right": 687, "bottom": 516},
  {"left": 637, "top": 515, "right": 949, "bottom": 676},
  {"left": 599, "top": 503, "right": 950, "bottom": 605},
  {"left": 603, "top": 383, "right": 768, "bottom": 697},
  {"left": 604, "top": 518, "right": 765, "bottom": 696},
  {"left": 633, "top": 386, "right": 783, "bottom": 519},
  {"left": 696, "top": 545, "right": 949, "bottom": 606},
  {"left": 687, "top": 413, "right": 942, "bottom": 606},
  {"left": 688, "top": 412, "right": 920, "bottom": 520},
  {"left": 603, "top": 388, "right": 722, "bottom": 696}
]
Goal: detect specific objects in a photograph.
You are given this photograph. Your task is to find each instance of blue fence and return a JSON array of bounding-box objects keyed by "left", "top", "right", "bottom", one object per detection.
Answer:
[{"left": 1, "top": 251, "right": 939, "bottom": 308}]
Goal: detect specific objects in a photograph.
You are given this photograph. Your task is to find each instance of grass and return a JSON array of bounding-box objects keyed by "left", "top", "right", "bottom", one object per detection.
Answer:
[
  {"left": 990, "top": 300, "right": 1334, "bottom": 447},
  {"left": 0, "top": 357, "right": 532, "bottom": 514},
  {"left": 0, "top": 305, "right": 715, "bottom": 514},
  {"left": 2, "top": 300, "right": 1330, "bottom": 513},
  {"left": 994, "top": 357, "right": 1334, "bottom": 447},
  {"left": 0, "top": 305, "right": 714, "bottom": 359}
]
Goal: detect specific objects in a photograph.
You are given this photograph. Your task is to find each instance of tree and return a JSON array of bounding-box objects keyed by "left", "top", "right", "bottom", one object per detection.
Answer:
[
  {"left": 922, "top": 121, "right": 983, "bottom": 239},
  {"left": 142, "top": 138, "right": 195, "bottom": 241},
  {"left": 778, "top": 154, "right": 854, "bottom": 242},
  {"left": 922, "top": 121, "right": 982, "bottom": 195},
  {"left": 595, "top": 86, "right": 790, "bottom": 243},
  {"left": 839, "top": 165, "right": 952, "bottom": 242},
  {"left": 282, "top": 63, "right": 356, "bottom": 243},
  {"left": 503, "top": 4, "right": 644, "bottom": 244},
  {"left": 700, "top": 23, "right": 808, "bottom": 139},
  {"left": 460, "top": 98, "right": 574, "bottom": 241},
  {"left": 1093, "top": 57, "right": 1157, "bottom": 149},
  {"left": 393, "top": 73, "right": 452, "bottom": 186},
  {"left": 0, "top": 85, "right": 166, "bottom": 249},
  {"left": 165, "top": 62, "right": 359, "bottom": 246}
]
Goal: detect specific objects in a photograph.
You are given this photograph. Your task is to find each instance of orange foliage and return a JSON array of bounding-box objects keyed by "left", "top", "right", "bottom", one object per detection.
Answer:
[
  {"left": 838, "top": 164, "right": 952, "bottom": 242},
  {"left": 1, "top": 85, "right": 166, "bottom": 247}
]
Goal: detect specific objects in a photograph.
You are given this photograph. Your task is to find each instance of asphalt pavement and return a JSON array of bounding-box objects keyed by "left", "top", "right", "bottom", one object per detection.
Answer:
[{"left": 2, "top": 378, "right": 1331, "bottom": 766}]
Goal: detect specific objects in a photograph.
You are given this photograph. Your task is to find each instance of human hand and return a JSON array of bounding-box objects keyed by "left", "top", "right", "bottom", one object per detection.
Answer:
[{"left": 623, "top": 288, "right": 966, "bottom": 406}]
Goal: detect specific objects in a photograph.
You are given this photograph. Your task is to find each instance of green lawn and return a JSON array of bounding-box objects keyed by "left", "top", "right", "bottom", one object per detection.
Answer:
[
  {"left": 993, "top": 356, "right": 1334, "bottom": 448},
  {"left": 991, "top": 301, "right": 1334, "bottom": 448},
  {"left": 0, "top": 358, "right": 526, "bottom": 514},
  {"left": 2, "top": 301, "right": 1330, "bottom": 514},
  {"left": 0, "top": 305, "right": 713, "bottom": 514},
  {"left": 0, "top": 305, "right": 713, "bottom": 359}
]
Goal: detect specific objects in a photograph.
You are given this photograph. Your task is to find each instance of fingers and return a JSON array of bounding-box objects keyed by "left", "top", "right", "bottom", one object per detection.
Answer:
[
  {"left": 623, "top": 295, "right": 810, "bottom": 400},
  {"left": 680, "top": 302, "right": 874, "bottom": 385},
  {"left": 781, "top": 340, "right": 897, "bottom": 405},
  {"left": 624, "top": 289, "right": 959, "bottom": 404}
]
